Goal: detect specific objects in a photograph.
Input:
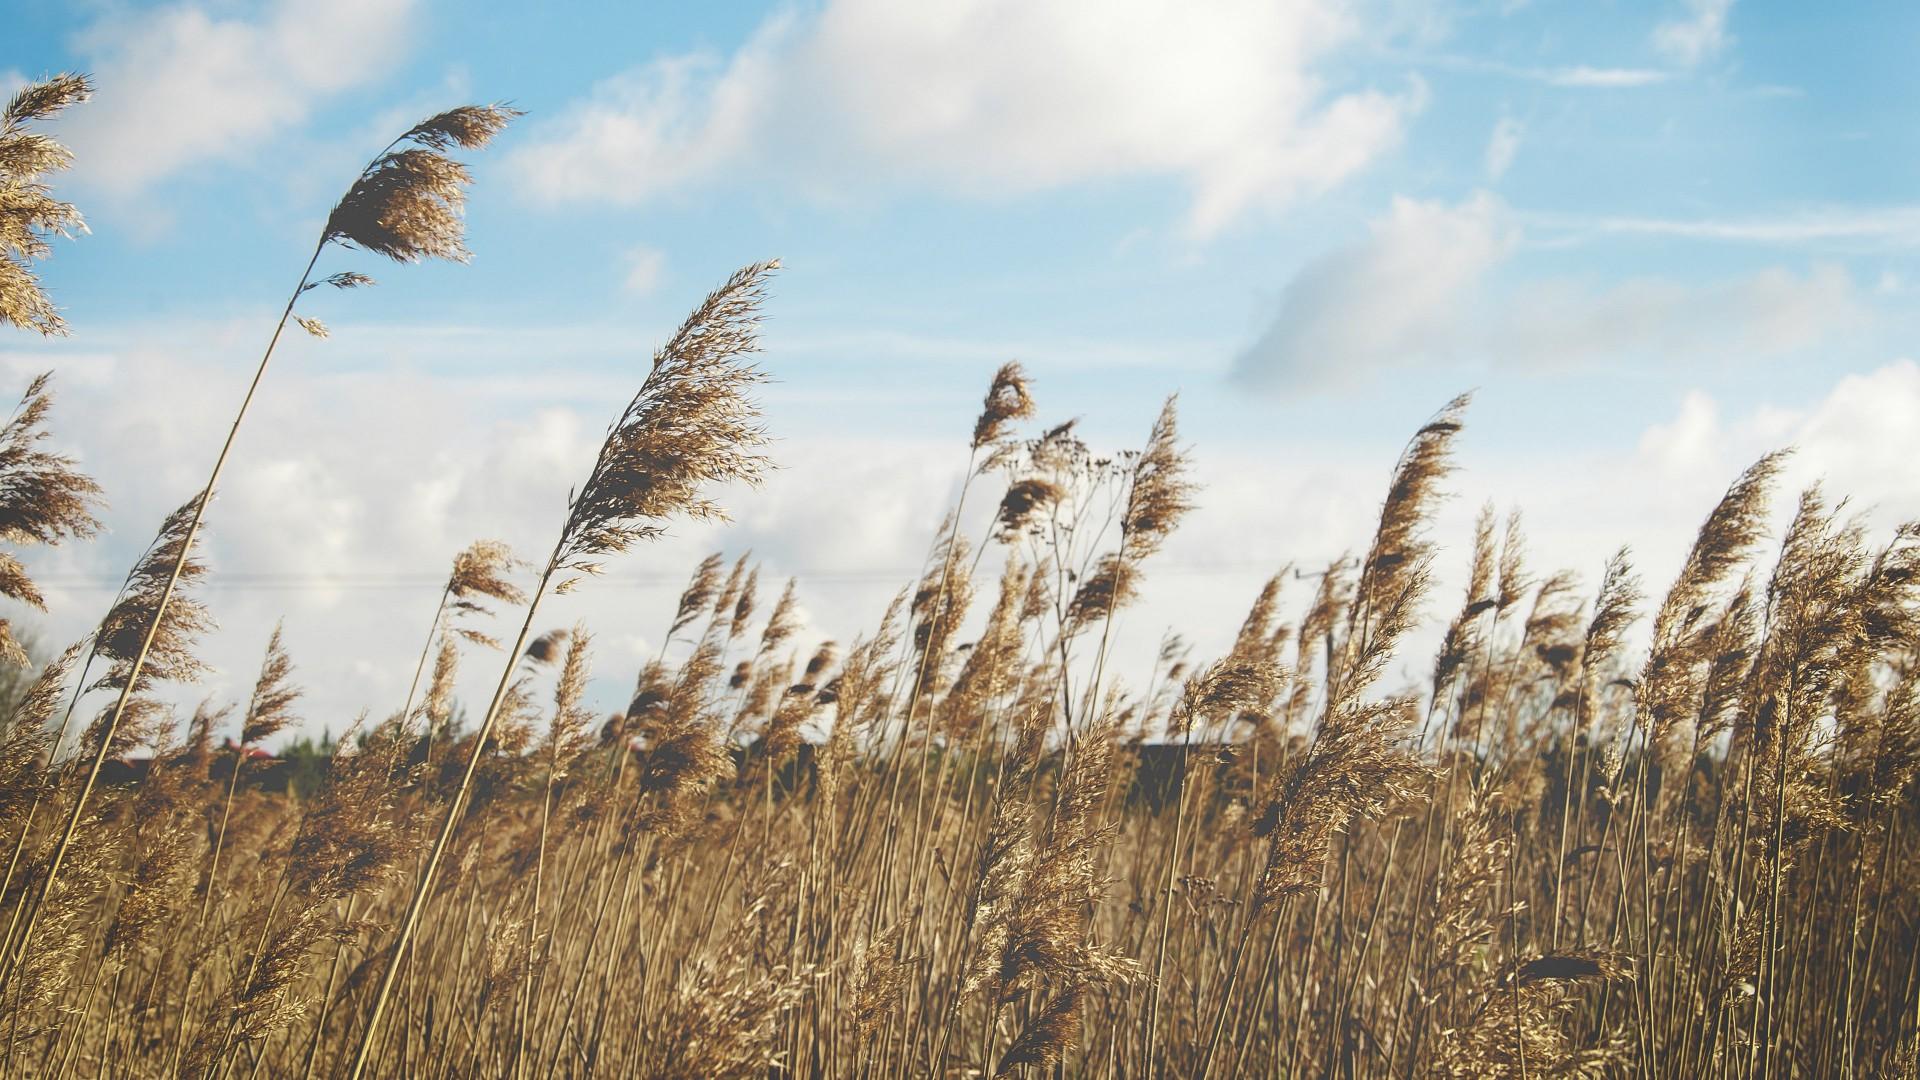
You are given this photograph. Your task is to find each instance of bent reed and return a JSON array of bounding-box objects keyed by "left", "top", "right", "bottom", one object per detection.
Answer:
[{"left": 0, "top": 78, "right": 1916, "bottom": 1079}]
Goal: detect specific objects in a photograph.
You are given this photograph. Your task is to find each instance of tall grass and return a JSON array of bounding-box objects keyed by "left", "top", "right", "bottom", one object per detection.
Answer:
[{"left": 0, "top": 83, "right": 1916, "bottom": 1080}]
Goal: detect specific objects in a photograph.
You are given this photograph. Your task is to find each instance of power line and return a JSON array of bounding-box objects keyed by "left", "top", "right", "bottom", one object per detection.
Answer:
[{"left": 30, "top": 560, "right": 1286, "bottom": 591}]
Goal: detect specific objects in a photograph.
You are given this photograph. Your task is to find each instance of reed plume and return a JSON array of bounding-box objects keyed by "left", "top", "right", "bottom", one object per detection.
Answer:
[
  {"left": 758, "top": 577, "right": 800, "bottom": 657},
  {"left": 940, "top": 559, "right": 1030, "bottom": 737},
  {"left": 1334, "top": 393, "right": 1468, "bottom": 704},
  {"left": 0, "top": 641, "right": 85, "bottom": 925},
  {"left": 1640, "top": 451, "right": 1787, "bottom": 766},
  {"left": 1430, "top": 792, "right": 1632, "bottom": 1077},
  {"left": 101, "top": 745, "right": 202, "bottom": 962},
  {"left": 31, "top": 106, "right": 519, "bottom": 962},
  {"left": 347, "top": 260, "right": 776, "bottom": 1078},
  {"left": 0, "top": 74, "right": 90, "bottom": 336},
  {"left": 200, "top": 624, "right": 301, "bottom": 922},
  {"left": 239, "top": 622, "right": 300, "bottom": 747},
  {"left": 669, "top": 552, "right": 726, "bottom": 644},
  {"left": 0, "top": 252, "right": 1912, "bottom": 1078},
  {"left": 322, "top": 105, "right": 520, "bottom": 265},
  {"left": 0, "top": 373, "right": 103, "bottom": 667},
  {"left": 1582, "top": 547, "right": 1642, "bottom": 679},
  {"left": 1246, "top": 398, "right": 1470, "bottom": 911},
  {"left": 0, "top": 643, "right": 80, "bottom": 828},
  {"left": 445, "top": 539, "right": 526, "bottom": 645},
  {"left": 1431, "top": 505, "right": 1498, "bottom": 715},
  {"left": 0, "top": 493, "right": 216, "bottom": 991},
  {"left": 88, "top": 494, "right": 214, "bottom": 699},
  {"left": 973, "top": 361, "right": 1036, "bottom": 468},
  {"left": 643, "top": 867, "right": 809, "bottom": 1079},
  {"left": 1062, "top": 396, "right": 1194, "bottom": 636},
  {"left": 1117, "top": 395, "right": 1195, "bottom": 564},
  {"left": 817, "top": 593, "right": 906, "bottom": 810},
  {"left": 419, "top": 637, "right": 458, "bottom": 741}
]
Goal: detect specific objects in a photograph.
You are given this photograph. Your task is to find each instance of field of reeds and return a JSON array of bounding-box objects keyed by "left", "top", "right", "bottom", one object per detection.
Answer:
[{"left": 2, "top": 76, "right": 1918, "bottom": 1079}]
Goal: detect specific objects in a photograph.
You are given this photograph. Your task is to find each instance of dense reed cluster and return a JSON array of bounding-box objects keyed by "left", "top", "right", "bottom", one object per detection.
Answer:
[{"left": 0, "top": 78, "right": 1917, "bottom": 1079}]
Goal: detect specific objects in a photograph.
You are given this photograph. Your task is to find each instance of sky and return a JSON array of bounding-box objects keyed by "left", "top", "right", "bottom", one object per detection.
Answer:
[{"left": 5, "top": 0, "right": 1920, "bottom": 744}]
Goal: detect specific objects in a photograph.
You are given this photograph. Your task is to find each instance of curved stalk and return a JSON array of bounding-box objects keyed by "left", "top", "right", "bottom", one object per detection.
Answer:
[
  {"left": 347, "top": 543, "right": 560, "bottom": 1080},
  {"left": 1, "top": 239, "right": 325, "bottom": 987}
]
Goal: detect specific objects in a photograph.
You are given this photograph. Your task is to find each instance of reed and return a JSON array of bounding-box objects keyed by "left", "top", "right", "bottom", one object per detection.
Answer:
[
  {"left": 0, "top": 90, "right": 1915, "bottom": 1080},
  {"left": 1, "top": 361, "right": 1912, "bottom": 1075}
]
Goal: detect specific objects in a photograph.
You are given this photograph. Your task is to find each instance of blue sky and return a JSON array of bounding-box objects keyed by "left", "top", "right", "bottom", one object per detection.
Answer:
[{"left": 6, "top": 0, "right": 1920, "bottom": 738}]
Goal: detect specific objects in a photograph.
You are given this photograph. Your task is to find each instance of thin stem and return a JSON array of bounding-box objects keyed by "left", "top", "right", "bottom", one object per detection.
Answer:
[
  {"left": 400, "top": 588, "right": 452, "bottom": 724},
  {"left": 348, "top": 544, "right": 561, "bottom": 1080},
  {"left": 2, "top": 238, "right": 327, "bottom": 989}
]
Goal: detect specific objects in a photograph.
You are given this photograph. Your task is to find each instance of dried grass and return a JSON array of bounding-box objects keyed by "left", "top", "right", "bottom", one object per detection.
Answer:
[{"left": 0, "top": 93, "right": 1914, "bottom": 1080}]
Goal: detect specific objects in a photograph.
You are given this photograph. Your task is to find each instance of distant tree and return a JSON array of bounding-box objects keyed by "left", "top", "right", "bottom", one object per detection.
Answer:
[{"left": 279, "top": 727, "right": 337, "bottom": 799}]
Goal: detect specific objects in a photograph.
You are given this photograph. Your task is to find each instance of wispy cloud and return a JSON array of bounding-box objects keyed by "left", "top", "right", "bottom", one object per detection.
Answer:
[
  {"left": 1389, "top": 52, "right": 1675, "bottom": 89},
  {"left": 1653, "top": 0, "right": 1736, "bottom": 67},
  {"left": 1484, "top": 116, "right": 1523, "bottom": 179},
  {"left": 621, "top": 246, "right": 667, "bottom": 296},
  {"left": 1537, "top": 206, "right": 1920, "bottom": 249},
  {"left": 1547, "top": 66, "right": 1672, "bottom": 88}
]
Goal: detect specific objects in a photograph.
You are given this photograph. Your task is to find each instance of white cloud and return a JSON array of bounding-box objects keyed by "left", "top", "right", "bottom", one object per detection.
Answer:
[
  {"left": 7, "top": 315, "right": 1920, "bottom": 746},
  {"left": 0, "top": 318, "right": 976, "bottom": 741},
  {"left": 1588, "top": 361, "right": 1920, "bottom": 567},
  {"left": 1484, "top": 116, "right": 1523, "bottom": 179},
  {"left": 61, "top": 0, "right": 416, "bottom": 197},
  {"left": 1653, "top": 0, "right": 1735, "bottom": 67},
  {"left": 1483, "top": 361, "right": 1920, "bottom": 622},
  {"left": 1232, "top": 193, "right": 1866, "bottom": 389},
  {"left": 1551, "top": 206, "right": 1920, "bottom": 249},
  {"left": 511, "top": 0, "right": 1424, "bottom": 236},
  {"left": 1548, "top": 66, "right": 1671, "bottom": 88},
  {"left": 1784, "top": 360, "right": 1920, "bottom": 500},
  {"left": 1089, "top": 360, "right": 1920, "bottom": 698},
  {"left": 622, "top": 246, "right": 667, "bottom": 296},
  {"left": 511, "top": 47, "right": 772, "bottom": 209}
]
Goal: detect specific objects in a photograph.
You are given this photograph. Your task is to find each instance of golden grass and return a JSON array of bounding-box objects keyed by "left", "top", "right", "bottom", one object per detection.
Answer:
[{"left": 0, "top": 83, "right": 1917, "bottom": 1080}]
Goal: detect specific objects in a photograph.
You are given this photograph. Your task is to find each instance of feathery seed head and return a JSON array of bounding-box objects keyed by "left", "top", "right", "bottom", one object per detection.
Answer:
[
  {"left": 804, "top": 641, "right": 837, "bottom": 679},
  {"left": 731, "top": 566, "right": 760, "bottom": 639},
  {"left": 995, "top": 477, "right": 1065, "bottom": 542},
  {"left": 1, "top": 74, "right": 92, "bottom": 335},
  {"left": 556, "top": 263, "right": 776, "bottom": 585},
  {"left": 1335, "top": 394, "right": 1469, "bottom": 704},
  {"left": 421, "top": 636, "right": 458, "bottom": 738},
  {"left": 0, "top": 639, "right": 84, "bottom": 825},
  {"left": 757, "top": 577, "right": 799, "bottom": 656},
  {"left": 672, "top": 552, "right": 726, "bottom": 639},
  {"left": 449, "top": 539, "right": 524, "bottom": 606},
  {"left": 0, "top": 373, "right": 102, "bottom": 663},
  {"left": 1065, "top": 554, "right": 1137, "bottom": 635},
  {"left": 402, "top": 103, "right": 522, "bottom": 151},
  {"left": 973, "top": 361, "right": 1036, "bottom": 452},
  {"left": 323, "top": 104, "right": 519, "bottom": 265},
  {"left": 523, "top": 628, "right": 569, "bottom": 665},
  {"left": 240, "top": 621, "right": 301, "bottom": 746},
  {"left": 91, "top": 492, "right": 214, "bottom": 694},
  {"left": 4, "top": 74, "right": 91, "bottom": 126},
  {"left": 1119, "top": 394, "right": 1196, "bottom": 563}
]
